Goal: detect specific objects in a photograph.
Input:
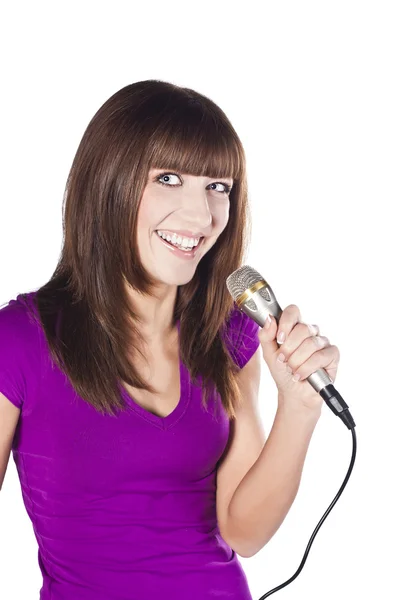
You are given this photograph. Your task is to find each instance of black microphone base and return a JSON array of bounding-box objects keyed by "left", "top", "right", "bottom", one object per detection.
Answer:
[{"left": 320, "top": 384, "right": 356, "bottom": 430}]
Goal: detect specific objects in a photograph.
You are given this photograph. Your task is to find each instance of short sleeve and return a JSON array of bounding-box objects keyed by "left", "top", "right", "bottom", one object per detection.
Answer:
[
  {"left": 223, "top": 306, "right": 260, "bottom": 370},
  {"left": 0, "top": 293, "right": 42, "bottom": 410}
]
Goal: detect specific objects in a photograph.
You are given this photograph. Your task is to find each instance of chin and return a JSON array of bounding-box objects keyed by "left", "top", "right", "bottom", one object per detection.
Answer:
[{"left": 159, "top": 272, "right": 196, "bottom": 287}]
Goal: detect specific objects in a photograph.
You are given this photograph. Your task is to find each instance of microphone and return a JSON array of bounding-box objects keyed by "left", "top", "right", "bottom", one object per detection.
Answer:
[{"left": 226, "top": 265, "right": 355, "bottom": 430}]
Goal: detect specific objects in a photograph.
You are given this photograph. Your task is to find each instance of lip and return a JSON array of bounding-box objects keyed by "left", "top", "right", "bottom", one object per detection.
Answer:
[{"left": 155, "top": 232, "right": 205, "bottom": 260}]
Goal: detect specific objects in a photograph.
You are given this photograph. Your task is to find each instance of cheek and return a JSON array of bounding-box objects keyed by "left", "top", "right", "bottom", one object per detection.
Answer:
[
  {"left": 211, "top": 201, "right": 230, "bottom": 231},
  {"left": 136, "top": 195, "right": 164, "bottom": 228}
]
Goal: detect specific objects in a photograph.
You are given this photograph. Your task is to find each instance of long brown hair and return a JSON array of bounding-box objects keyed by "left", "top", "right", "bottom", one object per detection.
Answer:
[{"left": 25, "top": 80, "right": 252, "bottom": 420}]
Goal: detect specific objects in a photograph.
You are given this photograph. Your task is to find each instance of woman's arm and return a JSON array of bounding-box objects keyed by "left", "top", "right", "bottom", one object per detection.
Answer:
[
  {"left": 0, "top": 392, "right": 20, "bottom": 491},
  {"left": 226, "top": 402, "right": 321, "bottom": 558}
]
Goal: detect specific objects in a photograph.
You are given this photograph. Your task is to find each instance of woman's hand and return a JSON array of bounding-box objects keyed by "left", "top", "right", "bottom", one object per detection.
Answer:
[{"left": 257, "top": 304, "right": 340, "bottom": 413}]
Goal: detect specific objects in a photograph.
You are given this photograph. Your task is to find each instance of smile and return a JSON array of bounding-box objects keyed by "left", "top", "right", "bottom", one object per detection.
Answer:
[{"left": 154, "top": 231, "right": 205, "bottom": 259}]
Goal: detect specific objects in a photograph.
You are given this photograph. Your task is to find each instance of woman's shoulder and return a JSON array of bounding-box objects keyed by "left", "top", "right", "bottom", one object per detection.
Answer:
[
  {"left": 0, "top": 290, "right": 42, "bottom": 410},
  {"left": 0, "top": 290, "right": 42, "bottom": 350}
]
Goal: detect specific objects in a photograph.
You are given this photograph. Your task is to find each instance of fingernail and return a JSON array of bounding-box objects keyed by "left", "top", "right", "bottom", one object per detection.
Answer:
[
  {"left": 277, "top": 352, "right": 286, "bottom": 363},
  {"left": 265, "top": 314, "right": 272, "bottom": 329},
  {"left": 277, "top": 331, "right": 285, "bottom": 344},
  {"left": 292, "top": 373, "right": 301, "bottom": 382}
]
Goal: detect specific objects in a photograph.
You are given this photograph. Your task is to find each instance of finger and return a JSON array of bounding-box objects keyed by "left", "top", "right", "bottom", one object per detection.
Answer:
[
  {"left": 259, "top": 313, "right": 279, "bottom": 341},
  {"left": 258, "top": 314, "right": 280, "bottom": 359},
  {"left": 288, "top": 341, "right": 338, "bottom": 381},
  {"left": 278, "top": 322, "right": 320, "bottom": 361},
  {"left": 286, "top": 335, "right": 329, "bottom": 371},
  {"left": 276, "top": 304, "right": 302, "bottom": 346}
]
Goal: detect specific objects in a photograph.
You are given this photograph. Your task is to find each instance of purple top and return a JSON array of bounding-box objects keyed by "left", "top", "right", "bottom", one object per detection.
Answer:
[{"left": 0, "top": 291, "right": 260, "bottom": 600}]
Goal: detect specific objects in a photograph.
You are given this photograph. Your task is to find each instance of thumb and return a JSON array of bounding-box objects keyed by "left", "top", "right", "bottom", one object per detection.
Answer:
[{"left": 257, "top": 314, "right": 281, "bottom": 366}]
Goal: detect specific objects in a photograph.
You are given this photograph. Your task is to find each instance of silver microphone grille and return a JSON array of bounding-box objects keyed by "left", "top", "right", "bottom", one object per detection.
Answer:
[{"left": 226, "top": 265, "right": 264, "bottom": 301}]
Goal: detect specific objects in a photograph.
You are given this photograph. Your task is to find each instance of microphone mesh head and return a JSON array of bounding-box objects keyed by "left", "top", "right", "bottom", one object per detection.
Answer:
[{"left": 226, "top": 265, "right": 263, "bottom": 301}]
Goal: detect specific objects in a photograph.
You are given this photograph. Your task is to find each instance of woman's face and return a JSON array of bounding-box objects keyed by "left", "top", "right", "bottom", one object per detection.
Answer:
[{"left": 135, "top": 168, "right": 234, "bottom": 286}]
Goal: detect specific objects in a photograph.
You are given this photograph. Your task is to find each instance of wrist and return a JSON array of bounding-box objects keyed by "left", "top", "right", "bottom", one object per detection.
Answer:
[{"left": 277, "top": 395, "right": 322, "bottom": 422}]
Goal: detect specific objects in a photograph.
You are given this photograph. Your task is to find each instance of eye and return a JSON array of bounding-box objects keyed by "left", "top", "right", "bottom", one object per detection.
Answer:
[
  {"left": 156, "top": 172, "right": 232, "bottom": 194},
  {"left": 157, "top": 173, "right": 181, "bottom": 186},
  {"left": 208, "top": 182, "right": 232, "bottom": 194}
]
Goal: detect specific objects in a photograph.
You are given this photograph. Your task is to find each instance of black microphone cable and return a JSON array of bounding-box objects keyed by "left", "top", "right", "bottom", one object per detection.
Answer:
[{"left": 257, "top": 426, "right": 356, "bottom": 598}]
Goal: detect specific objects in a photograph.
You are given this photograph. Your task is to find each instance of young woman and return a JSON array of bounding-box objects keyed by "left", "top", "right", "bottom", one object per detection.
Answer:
[{"left": 0, "top": 80, "right": 339, "bottom": 599}]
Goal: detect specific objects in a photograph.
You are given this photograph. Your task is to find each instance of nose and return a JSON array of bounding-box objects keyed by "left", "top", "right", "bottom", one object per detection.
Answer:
[{"left": 180, "top": 190, "right": 213, "bottom": 233}]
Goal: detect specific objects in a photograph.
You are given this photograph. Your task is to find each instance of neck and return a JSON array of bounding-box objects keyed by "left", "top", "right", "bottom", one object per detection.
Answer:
[{"left": 123, "top": 279, "right": 178, "bottom": 342}]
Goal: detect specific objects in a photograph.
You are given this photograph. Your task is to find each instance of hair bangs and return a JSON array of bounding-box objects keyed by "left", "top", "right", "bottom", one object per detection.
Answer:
[{"left": 145, "top": 106, "right": 244, "bottom": 183}]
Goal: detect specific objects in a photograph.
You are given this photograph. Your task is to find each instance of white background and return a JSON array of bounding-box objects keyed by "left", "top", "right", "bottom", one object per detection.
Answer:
[{"left": 0, "top": 1, "right": 399, "bottom": 598}]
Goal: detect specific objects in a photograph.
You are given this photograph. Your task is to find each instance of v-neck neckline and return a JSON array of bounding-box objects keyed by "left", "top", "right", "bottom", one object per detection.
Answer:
[{"left": 119, "top": 319, "right": 191, "bottom": 430}]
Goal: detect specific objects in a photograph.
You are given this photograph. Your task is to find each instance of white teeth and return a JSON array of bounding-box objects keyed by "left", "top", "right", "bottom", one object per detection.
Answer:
[{"left": 156, "top": 231, "right": 202, "bottom": 250}]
